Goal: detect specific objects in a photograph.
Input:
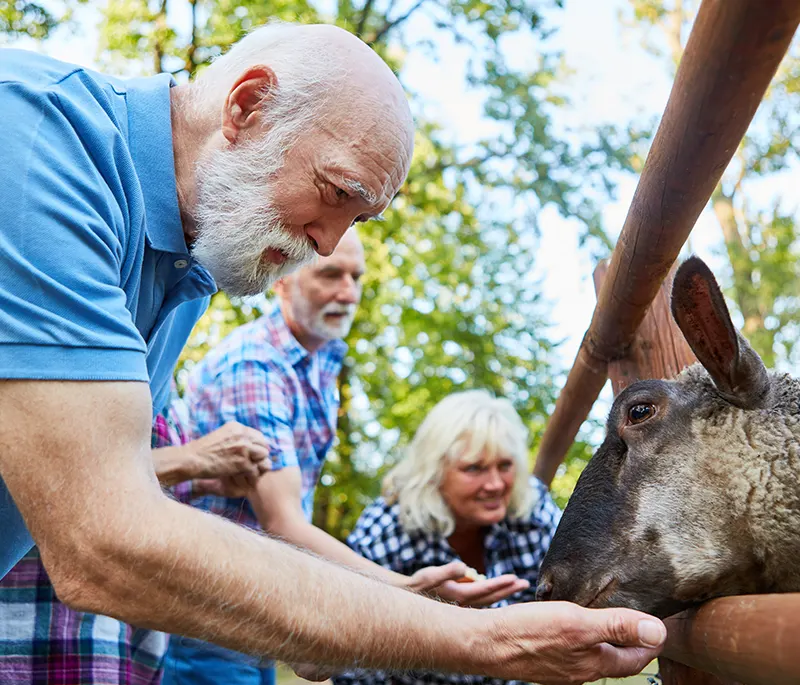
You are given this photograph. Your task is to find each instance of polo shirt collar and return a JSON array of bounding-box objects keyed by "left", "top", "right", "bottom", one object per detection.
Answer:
[{"left": 126, "top": 73, "right": 189, "bottom": 255}]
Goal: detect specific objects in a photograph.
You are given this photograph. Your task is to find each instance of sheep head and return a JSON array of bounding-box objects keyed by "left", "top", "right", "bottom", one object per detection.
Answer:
[{"left": 536, "top": 256, "right": 799, "bottom": 619}]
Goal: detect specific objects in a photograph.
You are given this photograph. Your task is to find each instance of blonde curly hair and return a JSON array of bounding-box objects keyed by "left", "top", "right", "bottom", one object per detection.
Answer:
[{"left": 382, "top": 390, "right": 534, "bottom": 536}]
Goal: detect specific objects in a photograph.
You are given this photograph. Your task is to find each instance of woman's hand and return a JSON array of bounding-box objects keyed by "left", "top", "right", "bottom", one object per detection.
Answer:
[{"left": 406, "top": 561, "right": 530, "bottom": 607}]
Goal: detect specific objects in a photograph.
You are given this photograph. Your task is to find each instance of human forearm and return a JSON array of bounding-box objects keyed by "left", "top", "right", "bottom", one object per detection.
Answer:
[
  {"left": 2, "top": 381, "right": 665, "bottom": 683},
  {"left": 256, "top": 510, "right": 408, "bottom": 587},
  {"left": 60, "top": 492, "right": 486, "bottom": 674}
]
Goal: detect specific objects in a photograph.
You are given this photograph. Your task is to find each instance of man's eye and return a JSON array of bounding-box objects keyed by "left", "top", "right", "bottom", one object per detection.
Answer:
[{"left": 334, "top": 186, "right": 349, "bottom": 199}]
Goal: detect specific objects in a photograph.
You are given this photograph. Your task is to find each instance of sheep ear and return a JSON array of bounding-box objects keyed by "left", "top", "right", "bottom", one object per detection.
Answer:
[{"left": 671, "top": 256, "right": 770, "bottom": 409}]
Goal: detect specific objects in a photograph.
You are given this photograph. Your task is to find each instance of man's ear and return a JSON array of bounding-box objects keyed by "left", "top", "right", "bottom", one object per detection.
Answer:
[{"left": 221, "top": 65, "right": 277, "bottom": 144}]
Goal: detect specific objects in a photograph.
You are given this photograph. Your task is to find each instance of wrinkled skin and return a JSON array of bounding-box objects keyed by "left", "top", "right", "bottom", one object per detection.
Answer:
[{"left": 537, "top": 257, "right": 800, "bottom": 618}]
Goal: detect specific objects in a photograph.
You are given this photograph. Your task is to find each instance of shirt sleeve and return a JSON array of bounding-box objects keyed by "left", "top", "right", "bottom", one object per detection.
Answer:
[
  {"left": 198, "top": 360, "right": 300, "bottom": 471},
  {"left": 0, "top": 80, "right": 148, "bottom": 381}
]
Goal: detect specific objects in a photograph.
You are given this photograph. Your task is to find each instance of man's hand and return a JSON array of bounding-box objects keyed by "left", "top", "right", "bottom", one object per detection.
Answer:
[
  {"left": 482, "top": 601, "right": 666, "bottom": 684},
  {"left": 191, "top": 474, "right": 255, "bottom": 498},
  {"left": 185, "top": 421, "right": 271, "bottom": 479},
  {"left": 406, "top": 561, "right": 530, "bottom": 607}
]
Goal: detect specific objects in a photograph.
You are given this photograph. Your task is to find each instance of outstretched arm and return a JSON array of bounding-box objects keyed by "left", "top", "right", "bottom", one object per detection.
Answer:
[
  {"left": 0, "top": 379, "right": 664, "bottom": 684},
  {"left": 245, "top": 466, "right": 527, "bottom": 606}
]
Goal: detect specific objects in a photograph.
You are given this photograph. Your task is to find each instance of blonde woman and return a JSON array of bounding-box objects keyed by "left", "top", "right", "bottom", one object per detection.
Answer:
[{"left": 334, "top": 390, "right": 562, "bottom": 685}]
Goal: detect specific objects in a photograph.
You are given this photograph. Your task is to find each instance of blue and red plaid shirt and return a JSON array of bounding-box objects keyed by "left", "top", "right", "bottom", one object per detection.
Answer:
[
  {"left": 0, "top": 411, "right": 185, "bottom": 685},
  {"left": 173, "top": 302, "right": 347, "bottom": 525}
]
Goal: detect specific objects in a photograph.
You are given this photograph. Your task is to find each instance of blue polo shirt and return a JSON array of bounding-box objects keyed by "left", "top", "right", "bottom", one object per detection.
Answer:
[{"left": 0, "top": 50, "right": 217, "bottom": 576}]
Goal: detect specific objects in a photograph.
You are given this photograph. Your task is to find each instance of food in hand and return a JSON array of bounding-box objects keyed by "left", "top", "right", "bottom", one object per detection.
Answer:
[{"left": 456, "top": 567, "right": 487, "bottom": 583}]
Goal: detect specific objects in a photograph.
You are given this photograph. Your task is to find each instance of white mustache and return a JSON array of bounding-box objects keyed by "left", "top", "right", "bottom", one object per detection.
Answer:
[{"left": 322, "top": 304, "right": 356, "bottom": 317}]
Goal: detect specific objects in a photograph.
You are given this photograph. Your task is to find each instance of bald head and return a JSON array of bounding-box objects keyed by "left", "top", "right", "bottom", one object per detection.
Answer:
[
  {"left": 199, "top": 23, "right": 413, "bottom": 148},
  {"left": 183, "top": 22, "right": 411, "bottom": 298}
]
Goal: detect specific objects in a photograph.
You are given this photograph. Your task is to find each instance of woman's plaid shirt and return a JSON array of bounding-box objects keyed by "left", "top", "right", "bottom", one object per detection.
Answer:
[{"left": 333, "top": 477, "right": 562, "bottom": 685}]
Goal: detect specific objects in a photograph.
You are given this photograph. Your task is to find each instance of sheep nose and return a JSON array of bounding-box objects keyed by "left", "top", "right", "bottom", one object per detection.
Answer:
[{"left": 536, "top": 573, "right": 554, "bottom": 601}]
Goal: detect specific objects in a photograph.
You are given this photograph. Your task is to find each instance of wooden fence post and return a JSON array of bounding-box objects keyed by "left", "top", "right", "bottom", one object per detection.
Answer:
[
  {"left": 593, "top": 260, "right": 739, "bottom": 685},
  {"left": 533, "top": 0, "right": 800, "bottom": 487}
]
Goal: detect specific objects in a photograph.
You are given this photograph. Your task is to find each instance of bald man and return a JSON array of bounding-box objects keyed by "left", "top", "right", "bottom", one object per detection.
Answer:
[{"left": 0, "top": 21, "right": 665, "bottom": 685}]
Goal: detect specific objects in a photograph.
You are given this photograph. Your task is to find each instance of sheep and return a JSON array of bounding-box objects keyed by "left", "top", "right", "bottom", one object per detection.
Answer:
[{"left": 535, "top": 255, "right": 800, "bottom": 619}]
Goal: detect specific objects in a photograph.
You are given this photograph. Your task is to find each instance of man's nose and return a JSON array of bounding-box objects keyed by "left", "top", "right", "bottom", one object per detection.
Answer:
[
  {"left": 337, "top": 277, "right": 360, "bottom": 304},
  {"left": 305, "top": 221, "right": 349, "bottom": 257}
]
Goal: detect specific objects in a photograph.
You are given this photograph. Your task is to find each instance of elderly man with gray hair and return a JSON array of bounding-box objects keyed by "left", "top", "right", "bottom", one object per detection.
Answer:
[{"left": 0, "top": 19, "right": 665, "bottom": 685}]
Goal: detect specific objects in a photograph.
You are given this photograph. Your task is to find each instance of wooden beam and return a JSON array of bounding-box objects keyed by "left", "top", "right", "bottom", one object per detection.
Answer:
[
  {"left": 592, "top": 261, "right": 696, "bottom": 395},
  {"left": 663, "top": 594, "right": 800, "bottom": 685},
  {"left": 533, "top": 0, "right": 800, "bottom": 486}
]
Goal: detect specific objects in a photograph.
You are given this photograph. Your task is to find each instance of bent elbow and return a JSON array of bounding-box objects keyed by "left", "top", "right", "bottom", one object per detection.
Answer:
[
  {"left": 39, "top": 493, "right": 168, "bottom": 619},
  {"left": 42, "top": 532, "right": 128, "bottom": 616}
]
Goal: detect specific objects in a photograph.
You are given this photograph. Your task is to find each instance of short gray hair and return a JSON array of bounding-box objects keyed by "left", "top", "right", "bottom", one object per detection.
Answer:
[{"left": 382, "top": 390, "right": 535, "bottom": 536}]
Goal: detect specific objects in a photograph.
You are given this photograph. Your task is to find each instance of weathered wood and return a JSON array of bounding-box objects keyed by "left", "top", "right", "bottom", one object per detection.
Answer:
[
  {"left": 663, "top": 594, "right": 800, "bottom": 685},
  {"left": 533, "top": 0, "right": 800, "bottom": 486},
  {"left": 592, "top": 261, "right": 696, "bottom": 395},
  {"left": 659, "top": 661, "right": 735, "bottom": 685}
]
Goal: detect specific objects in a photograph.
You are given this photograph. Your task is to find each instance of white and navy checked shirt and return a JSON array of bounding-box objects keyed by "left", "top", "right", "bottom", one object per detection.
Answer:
[{"left": 333, "top": 477, "right": 562, "bottom": 685}]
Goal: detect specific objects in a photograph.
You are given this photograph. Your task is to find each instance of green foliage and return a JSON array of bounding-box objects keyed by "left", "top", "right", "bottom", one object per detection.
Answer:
[{"left": 0, "top": 0, "right": 82, "bottom": 40}]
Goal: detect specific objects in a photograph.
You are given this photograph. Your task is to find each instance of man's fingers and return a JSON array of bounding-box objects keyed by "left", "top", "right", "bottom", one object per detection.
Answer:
[
  {"left": 241, "top": 425, "right": 270, "bottom": 449},
  {"left": 241, "top": 460, "right": 261, "bottom": 480},
  {"left": 191, "top": 478, "right": 224, "bottom": 496},
  {"left": 467, "top": 578, "right": 530, "bottom": 606},
  {"left": 248, "top": 445, "right": 271, "bottom": 466},
  {"left": 413, "top": 561, "right": 468, "bottom": 589},
  {"left": 593, "top": 643, "right": 660, "bottom": 680},
  {"left": 431, "top": 560, "right": 469, "bottom": 583},
  {"left": 587, "top": 608, "right": 666, "bottom": 650}
]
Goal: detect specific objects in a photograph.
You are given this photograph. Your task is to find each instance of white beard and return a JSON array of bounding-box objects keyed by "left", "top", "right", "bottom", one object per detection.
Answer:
[
  {"left": 292, "top": 289, "right": 356, "bottom": 342},
  {"left": 190, "top": 120, "right": 318, "bottom": 297}
]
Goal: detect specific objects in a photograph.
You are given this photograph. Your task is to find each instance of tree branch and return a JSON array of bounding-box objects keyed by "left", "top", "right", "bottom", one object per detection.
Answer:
[
  {"left": 185, "top": 0, "right": 198, "bottom": 76},
  {"left": 153, "top": 0, "right": 168, "bottom": 74},
  {"left": 369, "top": 0, "right": 429, "bottom": 44},
  {"left": 355, "top": 0, "right": 376, "bottom": 37}
]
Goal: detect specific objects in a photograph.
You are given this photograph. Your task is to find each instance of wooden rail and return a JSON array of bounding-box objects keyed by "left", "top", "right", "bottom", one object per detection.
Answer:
[
  {"left": 663, "top": 594, "right": 800, "bottom": 685},
  {"left": 533, "top": 0, "right": 800, "bottom": 486}
]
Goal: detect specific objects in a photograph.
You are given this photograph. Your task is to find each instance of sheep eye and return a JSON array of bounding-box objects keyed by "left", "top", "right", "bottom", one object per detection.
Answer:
[{"left": 628, "top": 403, "right": 656, "bottom": 424}]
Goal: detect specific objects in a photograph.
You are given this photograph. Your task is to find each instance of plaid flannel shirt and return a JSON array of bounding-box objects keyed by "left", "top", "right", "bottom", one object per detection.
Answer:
[
  {"left": 0, "top": 411, "right": 184, "bottom": 685},
  {"left": 172, "top": 303, "right": 347, "bottom": 525},
  {"left": 333, "top": 477, "right": 561, "bottom": 685}
]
